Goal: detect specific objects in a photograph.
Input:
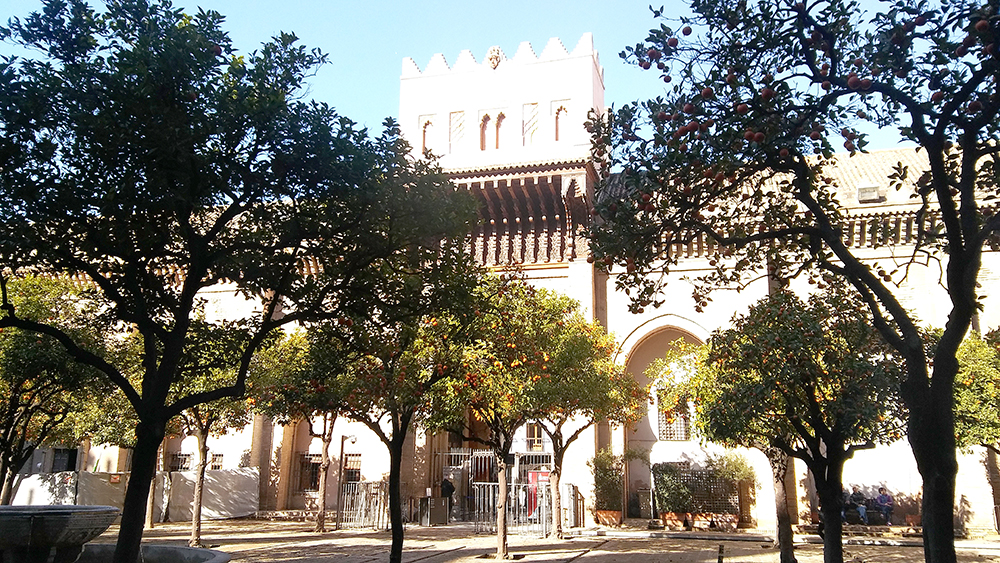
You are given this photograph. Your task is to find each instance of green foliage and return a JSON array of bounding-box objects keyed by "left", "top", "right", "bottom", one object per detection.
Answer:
[
  {"left": 0, "top": 0, "right": 477, "bottom": 556},
  {"left": 589, "top": 447, "right": 624, "bottom": 510},
  {"left": 950, "top": 331, "right": 1000, "bottom": 451},
  {"left": 428, "top": 276, "right": 575, "bottom": 450},
  {"left": 698, "top": 284, "right": 906, "bottom": 454},
  {"left": 0, "top": 276, "right": 112, "bottom": 500},
  {"left": 588, "top": 0, "right": 999, "bottom": 556},
  {"left": 651, "top": 453, "right": 753, "bottom": 515},
  {"left": 527, "top": 305, "right": 646, "bottom": 440},
  {"left": 651, "top": 462, "right": 692, "bottom": 512},
  {"left": 706, "top": 451, "right": 758, "bottom": 490}
]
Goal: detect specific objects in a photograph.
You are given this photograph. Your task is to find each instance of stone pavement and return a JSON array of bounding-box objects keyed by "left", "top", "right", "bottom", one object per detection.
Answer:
[{"left": 94, "top": 518, "right": 1000, "bottom": 562}]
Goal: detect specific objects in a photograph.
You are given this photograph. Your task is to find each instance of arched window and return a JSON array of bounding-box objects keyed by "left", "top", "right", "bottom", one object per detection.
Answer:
[
  {"left": 421, "top": 120, "right": 433, "bottom": 155},
  {"left": 480, "top": 114, "right": 491, "bottom": 151},
  {"left": 554, "top": 106, "right": 567, "bottom": 141},
  {"left": 495, "top": 113, "right": 505, "bottom": 149}
]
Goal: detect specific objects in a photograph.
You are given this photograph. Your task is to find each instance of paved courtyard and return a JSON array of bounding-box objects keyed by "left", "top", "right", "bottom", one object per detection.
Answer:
[{"left": 94, "top": 519, "right": 1000, "bottom": 562}]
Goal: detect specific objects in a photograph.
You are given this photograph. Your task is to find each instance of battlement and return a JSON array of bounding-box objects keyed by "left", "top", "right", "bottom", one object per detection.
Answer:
[
  {"left": 399, "top": 33, "right": 604, "bottom": 171},
  {"left": 401, "top": 34, "right": 600, "bottom": 78}
]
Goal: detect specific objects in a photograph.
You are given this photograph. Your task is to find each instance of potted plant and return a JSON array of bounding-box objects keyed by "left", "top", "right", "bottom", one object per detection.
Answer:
[
  {"left": 651, "top": 462, "right": 692, "bottom": 529},
  {"left": 589, "top": 448, "right": 624, "bottom": 526}
]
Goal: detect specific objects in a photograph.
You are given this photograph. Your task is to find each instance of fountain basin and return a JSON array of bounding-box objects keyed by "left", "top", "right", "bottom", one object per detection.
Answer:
[
  {"left": 0, "top": 504, "right": 119, "bottom": 563},
  {"left": 78, "top": 544, "right": 231, "bottom": 563}
]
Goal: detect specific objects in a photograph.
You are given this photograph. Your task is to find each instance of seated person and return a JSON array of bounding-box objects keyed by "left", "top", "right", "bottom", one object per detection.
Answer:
[
  {"left": 843, "top": 485, "right": 868, "bottom": 524},
  {"left": 874, "top": 487, "right": 894, "bottom": 525}
]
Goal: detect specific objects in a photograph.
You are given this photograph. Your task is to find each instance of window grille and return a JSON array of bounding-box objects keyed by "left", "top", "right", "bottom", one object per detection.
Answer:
[
  {"left": 343, "top": 453, "right": 361, "bottom": 482},
  {"left": 526, "top": 423, "right": 544, "bottom": 451},
  {"left": 658, "top": 406, "right": 691, "bottom": 441},
  {"left": 170, "top": 453, "right": 192, "bottom": 472},
  {"left": 210, "top": 454, "right": 223, "bottom": 470},
  {"left": 298, "top": 453, "right": 322, "bottom": 492}
]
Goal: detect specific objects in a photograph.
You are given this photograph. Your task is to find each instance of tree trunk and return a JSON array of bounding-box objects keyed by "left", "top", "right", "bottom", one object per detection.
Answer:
[
  {"left": 917, "top": 451, "right": 958, "bottom": 563},
  {"left": 0, "top": 459, "right": 13, "bottom": 505},
  {"left": 316, "top": 431, "right": 333, "bottom": 533},
  {"left": 189, "top": 429, "right": 209, "bottom": 547},
  {"left": 816, "top": 481, "right": 845, "bottom": 563},
  {"left": 0, "top": 468, "right": 13, "bottom": 505},
  {"left": 496, "top": 456, "right": 509, "bottom": 559},
  {"left": 906, "top": 355, "right": 959, "bottom": 563},
  {"left": 550, "top": 448, "right": 565, "bottom": 538},
  {"left": 986, "top": 447, "right": 1000, "bottom": 533},
  {"left": 113, "top": 417, "right": 166, "bottom": 563},
  {"left": 387, "top": 434, "right": 406, "bottom": 563},
  {"left": 768, "top": 448, "right": 796, "bottom": 563}
]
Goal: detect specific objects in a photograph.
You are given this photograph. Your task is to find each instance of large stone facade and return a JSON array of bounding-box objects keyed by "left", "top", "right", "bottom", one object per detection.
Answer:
[{"left": 20, "top": 33, "right": 998, "bottom": 535}]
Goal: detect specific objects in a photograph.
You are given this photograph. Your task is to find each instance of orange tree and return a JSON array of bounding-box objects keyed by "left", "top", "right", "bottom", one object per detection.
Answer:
[
  {"left": 585, "top": 1, "right": 1000, "bottom": 560},
  {"left": 0, "top": 2, "right": 475, "bottom": 561},
  {"left": 426, "top": 276, "right": 581, "bottom": 559},
  {"left": 171, "top": 318, "right": 266, "bottom": 547},
  {"left": 254, "top": 330, "right": 348, "bottom": 534},
  {"left": 657, "top": 285, "right": 905, "bottom": 563},
  {"left": 0, "top": 276, "right": 111, "bottom": 504},
  {"left": 950, "top": 330, "right": 1000, "bottom": 527},
  {"left": 527, "top": 316, "right": 645, "bottom": 538}
]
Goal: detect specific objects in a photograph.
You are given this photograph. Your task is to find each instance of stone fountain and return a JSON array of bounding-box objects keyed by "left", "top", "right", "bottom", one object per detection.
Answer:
[
  {"left": 0, "top": 505, "right": 119, "bottom": 563},
  {"left": 0, "top": 504, "right": 230, "bottom": 563}
]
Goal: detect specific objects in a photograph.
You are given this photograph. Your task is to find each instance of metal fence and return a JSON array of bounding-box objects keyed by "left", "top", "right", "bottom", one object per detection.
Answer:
[
  {"left": 337, "top": 481, "right": 389, "bottom": 530},
  {"left": 472, "top": 482, "right": 552, "bottom": 537}
]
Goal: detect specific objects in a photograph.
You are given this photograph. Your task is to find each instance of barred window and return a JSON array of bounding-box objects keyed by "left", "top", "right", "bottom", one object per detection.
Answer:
[
  {"left": 526, "top": 423, "right": 544, "bottom": 451},
  {"left": 170, "top": 453, "right": 192, "bottom": 472},
  {"left": 210, "top": 454, "right": 223, "bottom": 470},
  {"left": 658, "top": 405, "right": 691, "bottom": 441},
  {"left": 343, "top": 453, "right": 361, "bottom": 482},
  {"left": 298, "top": 454, "right": 322, "bottom": 492}
]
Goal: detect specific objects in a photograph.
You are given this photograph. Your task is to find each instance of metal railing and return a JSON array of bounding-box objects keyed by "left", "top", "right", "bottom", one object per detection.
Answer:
[
  {"left": 472, "top": 482, "right": 551, "bottom": 537},
  {"left": 337, "top": 481, "right": 389, "bottom": 530}
]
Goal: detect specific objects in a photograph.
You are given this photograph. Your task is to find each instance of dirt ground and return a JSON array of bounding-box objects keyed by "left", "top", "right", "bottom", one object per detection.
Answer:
[{"left": 94, "top": 518, "right": 1000, "bottom": 563}]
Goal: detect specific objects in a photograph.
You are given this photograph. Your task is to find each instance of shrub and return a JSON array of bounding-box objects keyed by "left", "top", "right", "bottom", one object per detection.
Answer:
[{"left": 589, "top": 448, "right": 624, "bottom": 510}]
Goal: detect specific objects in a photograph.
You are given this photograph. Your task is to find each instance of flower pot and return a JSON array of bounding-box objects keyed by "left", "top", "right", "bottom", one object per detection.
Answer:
[
  {"left": 659, "top": 511, "right": 692, "bottom": 530},
  {"left": 691, "top": 512, "right": 739, "bottom": 531},
  {"left": 594, "top": 509, "right": 622, "bottom": 526}
]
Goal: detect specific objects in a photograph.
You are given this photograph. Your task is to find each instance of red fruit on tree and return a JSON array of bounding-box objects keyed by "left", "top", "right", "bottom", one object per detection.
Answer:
[
  {"left": 753, "top": 131, "right": 765, "bottom": 143},
  {"left": 656, "top": 110, "right": 669, "bottom": 121},
  {"left": 847, "top": 76, "right": 862, "bottom": 89},
  {"left": 809, "top": 130, "right": 822, "bottom": 141},
  {"left": 647, "top": 48, "right": 662, "bottom": 60},
  {"left": 736, "top": 103, "right": 749, "bottom": 114},
  {"left": 761, "top": 87, "right": 776, "bottom": 100},
  {"left": 663, "top": 75, "right": 673, "bottom": 83},
  {"left": 640, "top": 61, "right": 651, "bottom": 70},
  {"left": 701, "top": 86, "right": 715, "bottom": 99},
  {"left": 682, "top": 26, "right": 693, "bottom": 36},
  {"left": 968, "top": 100, "right": 984, "bottom": 112},
  {"left": 821, "top": 80, "right": 832, "bottom": 90},
  {"left": 667, "top": 37, "right": 679, "bottom": 48},
  {"left": 915, "top": 15, "right": 927, "bottom": 26},
  {"left": 779, "top": 147, "right": 790, "bottom": 157},
  {"left": 860, "top": 78, "right": 872, "bottom": 90},
  {"left": 931, "top": 91, "right": 945, "bottom": 103},
  {"left": 683, "top": 103, "right": 696, "bottom": 113},
  {"left": 976, "top": 19, "right": 990, "bottom": 33},
  {"left": 744, "top": 130, "right": 756, "bottom": 141}
]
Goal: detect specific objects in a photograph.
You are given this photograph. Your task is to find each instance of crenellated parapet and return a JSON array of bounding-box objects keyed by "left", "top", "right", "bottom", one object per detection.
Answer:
[
  {"left": 399, "top": 34, "right": 604, "bottom": 174},
  {"left": 400, "top": 34, "right": 600, "bottom": 77}
]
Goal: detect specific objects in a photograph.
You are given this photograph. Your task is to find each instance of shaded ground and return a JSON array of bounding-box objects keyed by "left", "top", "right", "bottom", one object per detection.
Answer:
[{"left": 94, "top": 518, "right": 1000, "bottom": 563}]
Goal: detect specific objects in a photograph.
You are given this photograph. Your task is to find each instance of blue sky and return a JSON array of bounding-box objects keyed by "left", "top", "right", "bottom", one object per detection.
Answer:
[{"left": 5, "top": 0, "right": 907, "bottom": 148}]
